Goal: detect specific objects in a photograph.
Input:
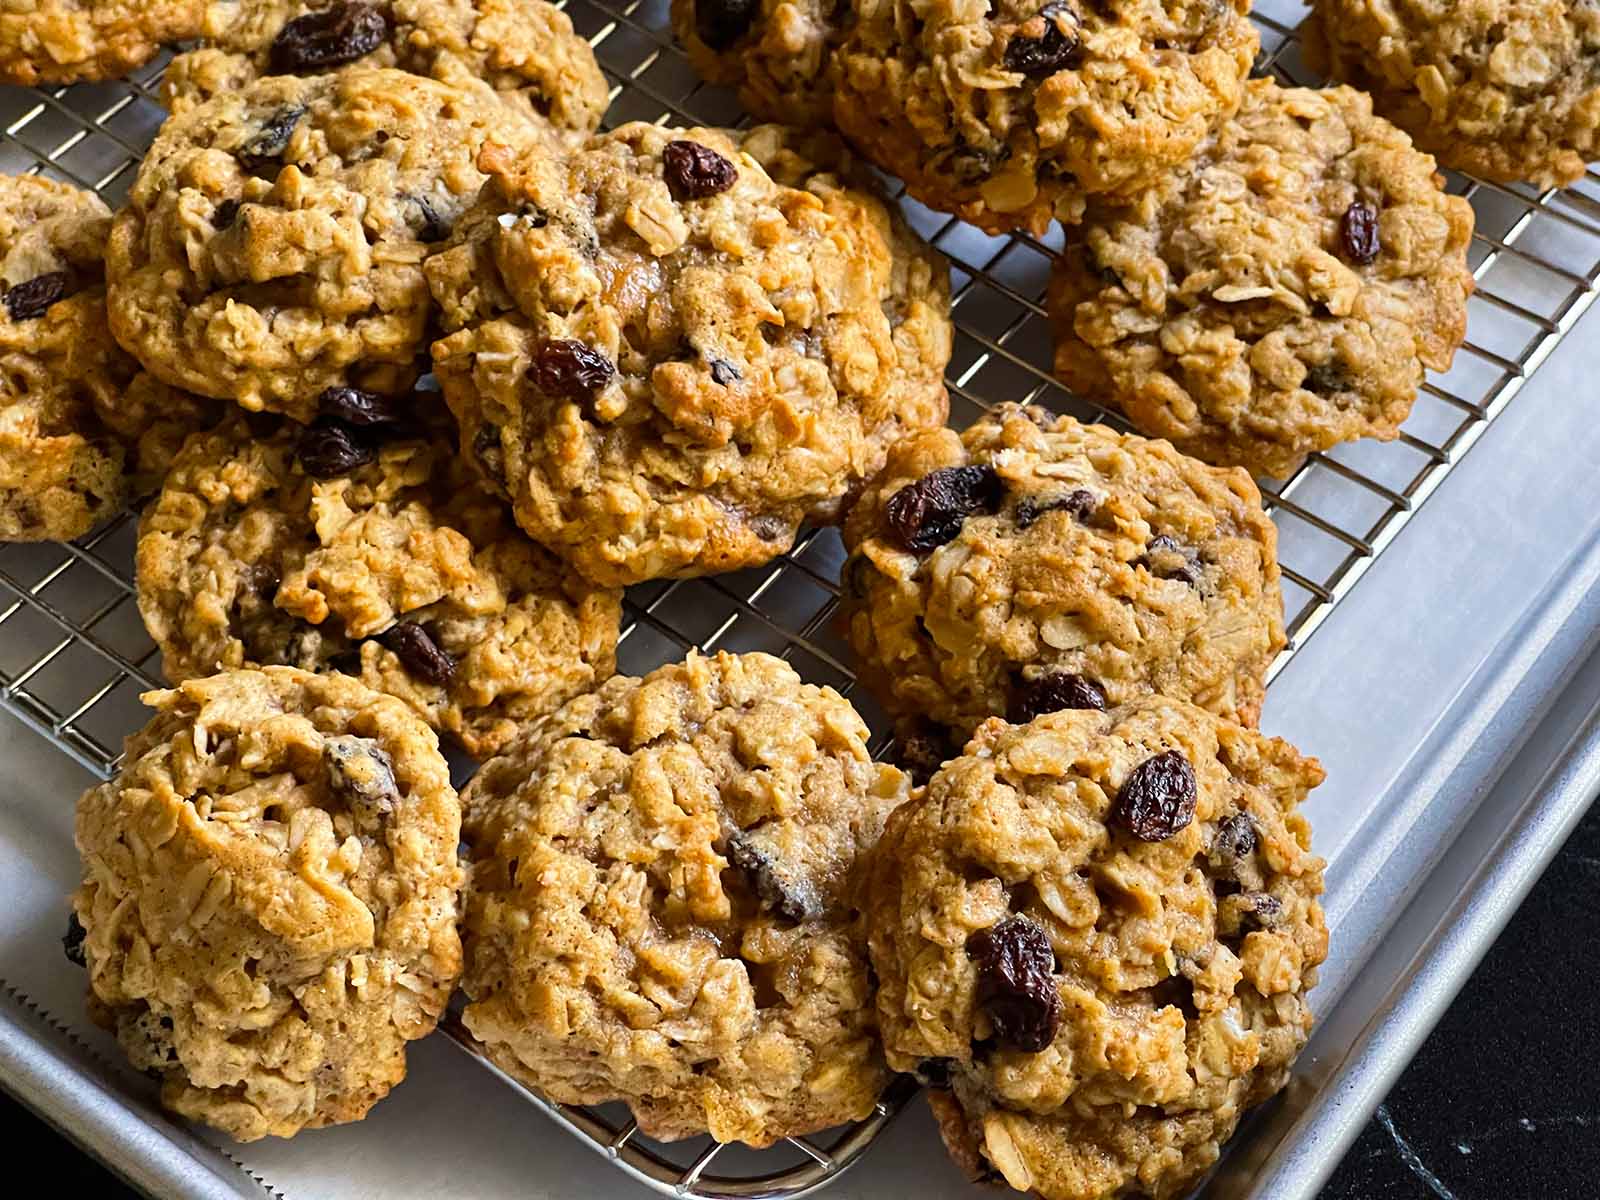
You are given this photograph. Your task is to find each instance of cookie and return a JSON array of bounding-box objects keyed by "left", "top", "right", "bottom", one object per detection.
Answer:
[
  {"left": 73, "top": 667, "right": 463, "bottom": 1141},
  {"left": 864, "top": 700, "right": 1327, "bottom": 1200},
  {"left": 163, "top": 0, "right": 608, "bottom": 147},
  {"left": 136, "top": 404, "right": 621, "bottom": 757},
  {"left": 840, "top": 403, "right": 1283, "bottom": 768},
  {"left": 107, "top": 67, "right": 540, "bottom": 421},
  {"left": 425, "top": 122, "right": 951, "bottom": 586},
  {"left": 459, "top": 650, "right": 911, "bottom": 1145},
  {"left": 1048, "top": 81, "right": 1477, "bottom": 480},
  {"left": 671, "top": 0, "right": 839, "bottom": 126},
  {"left": 1305, "top": 0, "right": 1600, "bottom": 189},
  {"left": 0, "top": 173, "right": 142, "bottom": 542},
  {"left": 829, "top": 0, "right": 1258, "bottom": 234},
  {"left": 97, "top": 372, "right": 222, "bottom": 499},
  {"left": 0, "top": 0, "right": 201, "bottom": 85}
]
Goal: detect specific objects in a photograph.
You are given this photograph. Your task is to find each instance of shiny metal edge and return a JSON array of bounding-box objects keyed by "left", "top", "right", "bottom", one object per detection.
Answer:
[
  {"left": 1210, "top": 532, "right": 1600, "bottom": 1200},
  {"left": 0, "top": 989, "right": 273, "bottom": 1199}
]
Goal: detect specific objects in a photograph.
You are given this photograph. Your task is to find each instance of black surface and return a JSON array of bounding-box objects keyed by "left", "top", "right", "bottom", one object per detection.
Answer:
[{"left": 7, "top": 803, "right": 1598, "bottom": 1200}]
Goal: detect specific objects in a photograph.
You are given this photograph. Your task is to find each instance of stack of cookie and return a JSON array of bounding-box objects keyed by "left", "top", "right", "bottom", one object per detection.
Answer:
[{"left": 6, "top": 0, "right": 1528, "bottom": 1194}]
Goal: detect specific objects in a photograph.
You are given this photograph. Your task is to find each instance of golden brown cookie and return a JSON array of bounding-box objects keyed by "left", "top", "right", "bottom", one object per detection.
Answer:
[
  {"left": 865, "top": 700, "right": 1327, "bottom": 1200},
  {"left": 0, "top": 174, "right": 138, "bottom": 542},
  {"left": 0, "top": 0, "right": 201, "bottom": 85},
  {"left": 425, "top": 122, "right": 951, "bottom": 585},
  {"left": 1305, "top": 0, "right": 1600, "bottom": 188},
  {"left": 829, "top": 0, "right": 1258, "bottom": 233},
  {"left": 840, "top": 403, "right": 1284, "bottom": 768},
  {"left": 74, "top": 667, "right": 463, "bottom": 1141},
  {"left": 136, "top": 405, "right": 621, "bottom": 757},
  {"left": 107, "top": 67, "right": 541, "bottom": 421},
  {"left": 671, "top": 0, "right": 839, "bottom": 126},
  {"left": 163, "top": 0, "right": 608, "bottom": 146},
  {"left": 1048, "top": 80, "right": 1477, "bottom": 479},
  {"left": 459, "top": 651, "right": 911, "bottom": 1145}
]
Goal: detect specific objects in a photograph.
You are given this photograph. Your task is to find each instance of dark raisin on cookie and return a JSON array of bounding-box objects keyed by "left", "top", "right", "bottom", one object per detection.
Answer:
[
  {"left": 969, "top": 915, "right": 1062, "bottom": 1052},
  {"left": 1008, "top": 671, "right": 1107, "bottom": 724},
  {"left": 885, "top": 465, "right": 1005, "bottom": 553},
  {"left": 694, "top": 0, "right": 758, "bottom": 50},
  {"left": 529, "top": 338, "right": 614, "bottom": 400},
  {"left": 377, "top": 622, "right": 456, "bottom": 687},
  {"left": 915, "top": 1057, "right": 954, "bottom": 1088},
  {"left": 323, "top": 735, "right": 401, "bottom": 820},
  {"left": 296, "top": 420, "right": 375, "bottom": 478},
  {"left": 269, "top": 2, "right": 391, "bottom": 74},
  {"left": 407, "top": 194, "right": 449, "bottom": 243},
  {"left": 1303, "top": 361, "right": 1353, "bottom": 397},
  {"left": 1339, "top": 200, "right": 1380, "bottom": 265},
  {"left": 1210, "top": 813, "right": 1257, "bottom": 871},
  {"left": 1140, "top": 534, "right": 1202, "bottom": 587},
  {"left": 1014, "top": 488, "right": 1095, "bottom": 530},
  {"left": 471, "top": 423, "right": 507, "bottom": 484},
  {"left": 316, "top": 385, "right": 409, "bottom": 428},
  {"left": 212, "top": 199, "right": 241, "bottom": 229},
  {"left": 62, "top": 912, "right": 87, "bottom": 967},
  {"left": 710, "top": 358, "right": 742, "bottom": 386},
  {"left": 662, "top": 140, "right": 738, "bottom": 201},
  {"left": 1114, "top": 750, "right": 1198, "bottom": 842},
  {"left": 240, "top": 105, "right": 307, "bottom": 168},
  {"left": 725, "top": 830, "right": 821, "bottom": 922},
  {"left": 3, "top": 271, "right": 73, "bottom": 322},
  {"left": 1003, "top": 3, "right": 1083, "bottom": 76}
]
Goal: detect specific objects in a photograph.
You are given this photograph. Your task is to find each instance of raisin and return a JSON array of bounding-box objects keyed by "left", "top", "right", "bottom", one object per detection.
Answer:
[
  {"left": 407, "top": 194, "right": 449, "bottom": 242},
  {"left": 269, "top": 2, "right": 390, "bottom": 73},
  {"left": 896, "top": 722, "right": 954, "bottom": 786},
  {"left": 3, "top": 271, "right": 72, "bottom": 322},
  {"left": 1140, "top": 534, "right": 1202, "bottom": 587},
  {"left": 1211, "top": 813, "right": 1257, "bottom": 870},
  {"left": 529, "top": 338, "right": 614, "bottom": 400},
  {"left": 1239, "top": 892, "right": 1283, "bottom": 928},
  {"left": 726, "top": 829, "right": 820, "bottom": 921},
  {"left": 969, "top": 915, "right": 1061, "bottom": 1052},
  {"left": 1339, "top": 200, "right": 1380, "bottom": 265},
  {"left": 323, "top": 735, "right": 400, "bottom": 819},
  {"left": 240, "top": 105, "right": 306, "bottom": 167},
  {"left": 213, "top": 198, "right": 241, "bottom": 229},
  {"left": 62, "top": 912, "right": 87, "bottom": 967},
  {"left": 710, "top": 358, "right": 741, "bottom": 386},
  {"left": 663, "top": 140, "right": 738, "bottom": 201},
  {"left": 377, "top": 622, "right": 455, "bottom": 687},
  {"left": 1114, "top": 751, "right": 1198, "bottom": 842},
  {"left": 1003, "top": 4, "right": 1083, "bottom": 76},
  {"left": 915, "top": 1058, "right": 953, "bottom": 1088},
  {"left": 296, "top": 420, "right": 374, "bottom": 478},
  {"left": 949, "top": 140, "right": 996, "bottom": 184},
  {"left": 885, "top": 465, "right": 1004, "bottom": 553},
  {"left": 1014, "top": 488, "right": 1095, "bottom": 530},
  {"left": 694, "top": 0, "right": 758, "bottom": 49},
  {"left": 472, "top": 423, "right": 506, "bottom": 483},
  {"left": 1303, "top": 362, "right": 1352, "bottom": 397},
  {"left": 316, "top": 385, "right": 408, "bottom": 428},
  {"left": 750, "top": 514, "right": 790, "bottom": 542},
  {"left": 1008, "top": 672, "right": 1106, "bottom": 724}
]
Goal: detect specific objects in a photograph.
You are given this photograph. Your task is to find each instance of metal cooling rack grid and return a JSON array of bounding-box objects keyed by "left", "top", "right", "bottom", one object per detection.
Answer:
[{"left": 0, "top": 0, "right": 1598, "bottom": 1194}]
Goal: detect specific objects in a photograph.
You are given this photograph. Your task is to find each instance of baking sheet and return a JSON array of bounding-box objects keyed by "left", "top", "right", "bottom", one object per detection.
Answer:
[{"left": 3, "top": 0, "right": 1600, "bottom": 1196}]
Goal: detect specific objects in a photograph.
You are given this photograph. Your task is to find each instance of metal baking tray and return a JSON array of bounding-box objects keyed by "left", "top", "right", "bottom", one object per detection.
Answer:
[{"left": 2, "top": 1, "right": 1599, "bottom": 1198}]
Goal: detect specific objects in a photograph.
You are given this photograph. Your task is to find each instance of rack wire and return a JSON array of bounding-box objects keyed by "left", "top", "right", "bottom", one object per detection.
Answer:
[{"left": 0, "top": 0, "right": 1597, "bottom": 1195}]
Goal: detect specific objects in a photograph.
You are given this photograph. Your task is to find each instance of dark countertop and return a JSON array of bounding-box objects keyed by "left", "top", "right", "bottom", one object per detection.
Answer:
[{"left": 8, "top": 801, "right": 1598, "bottom": 1199}]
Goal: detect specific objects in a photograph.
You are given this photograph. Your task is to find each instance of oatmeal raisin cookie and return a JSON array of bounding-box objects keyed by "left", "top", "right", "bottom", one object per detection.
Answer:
[
  {"left": 163, "top": 0, "right": 608, "bottom": 146},
  {"left": 865, "top": 699, "right": 1327, "bottom": 1200},
  {"left": 136, "top": 405, "right": 620, "bottom": 757},
  {"left": 0, "top": 0, "right": 201, "bottom": 85},
  {"left": 459, "top": 651, "right": 911, "bottom": 1145},
  {"left": 830, "top": 0, "right": 1258, "bottom": 233},
  {"left": 1305, "top": 0, "right": 1600, "bottom": 188},
  {"left": 1049, "top": 80, "right": 1476, "bottom": 479},
  {"left": 74, "top": 667, "right": 463, "bottom": 1141},
  {"left": 841, "top": 403, "right": 1283, "bottom": 760},
  {"left": 107, "top": 67, "right": 539, "bottom": 421},
  {"left": 425, "top": 122, "right": 950, "bottom": 585}
]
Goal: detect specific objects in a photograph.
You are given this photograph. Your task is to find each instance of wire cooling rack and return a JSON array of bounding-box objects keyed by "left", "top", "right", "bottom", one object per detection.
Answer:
[{"left": 1, "top": 0, "right": 1598, "bottom": 1196}]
